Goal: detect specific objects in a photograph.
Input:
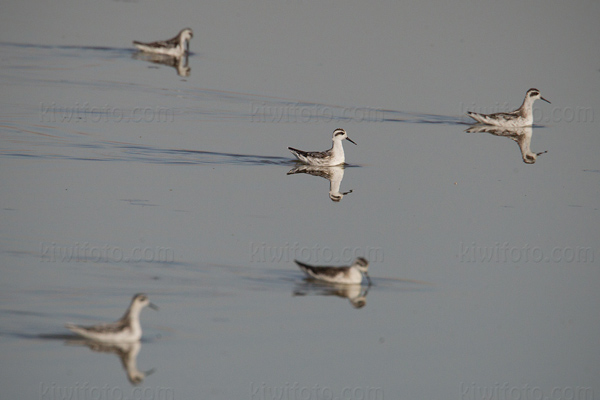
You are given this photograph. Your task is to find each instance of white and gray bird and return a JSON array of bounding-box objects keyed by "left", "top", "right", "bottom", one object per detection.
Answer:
[
  {"left": 295, "top": 257, "right": 371, "bottom": 285},
  {"left": 288, "top": 128, "right": 357, "bottom": 166},
  {"left": 66, "top": 293, "right": 158, "bottom": 343},
  {"left": 133, "top": 28, "right": 193, "bottom": 57},
  {"left": 467, "top": 88, "right": 550, "bottom": 127}
]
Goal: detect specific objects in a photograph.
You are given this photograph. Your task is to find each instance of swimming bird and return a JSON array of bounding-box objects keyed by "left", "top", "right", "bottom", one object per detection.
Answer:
[
  {"left": 295, "top": 257, "right": 371, "bottom": 285},
  {"left": 133, "top": 28, "right": 193, "bottom": 57},
  {"left": 467, "top": 88, "right": 550, "bottom": 127},
  {"left": 65, "top": 293, "right": 158, "bottom": 343},
  {"left": 288, "top": 128, "right": 357, "bottom": 166}
]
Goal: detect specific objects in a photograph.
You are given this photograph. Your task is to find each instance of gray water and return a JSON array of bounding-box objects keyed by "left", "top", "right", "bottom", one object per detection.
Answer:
[{"left": 1, "top": 0, "right": 599, "bottom": 399}]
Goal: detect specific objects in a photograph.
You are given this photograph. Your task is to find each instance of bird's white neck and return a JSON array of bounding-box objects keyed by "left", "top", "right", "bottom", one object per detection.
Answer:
[
  {"left": 519, "top": 96, "right": 536, "bottom": 118},
  {"left": 329, "top": 139, "right": 345, "bottom": 164},
  {"left": 331, "top": 139, "right": 344, "bottom": 153},
  {"left": 124, "top": 304, "right": 143, "bottom": 328}
]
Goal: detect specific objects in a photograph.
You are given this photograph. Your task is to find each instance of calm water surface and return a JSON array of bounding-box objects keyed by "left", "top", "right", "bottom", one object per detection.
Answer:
[{"left": 1, "top": 0, "right": 599, "bottom": 399}]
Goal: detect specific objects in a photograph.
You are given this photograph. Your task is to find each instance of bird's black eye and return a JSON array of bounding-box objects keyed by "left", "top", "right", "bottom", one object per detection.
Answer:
[{"left": 530, "top": 91, "right": 539, "bottom": 97}]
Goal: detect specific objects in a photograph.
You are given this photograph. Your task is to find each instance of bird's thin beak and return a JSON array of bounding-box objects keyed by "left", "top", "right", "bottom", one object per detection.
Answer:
[
  {"left": 536, "top": 150, "right": 548, "bottom": 156},
  {"left": 540, "top": 96, "right": 551, "bottom": 104},
  {"left": 346, "top": 137, "right": 357, "bottom": 145},
  {"left": 148, "top": 303, "right": 159, "bottom": 311}
]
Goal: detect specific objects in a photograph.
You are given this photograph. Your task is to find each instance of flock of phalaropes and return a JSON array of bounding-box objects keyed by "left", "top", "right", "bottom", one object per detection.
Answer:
[
  {"left": 132, "top": 28, "right": 550, "bottom": 134},
  {"left": 65, "top": 30, "right": 552, "bottom": 344},
  {"left": 65, "top": 260, "right": 371, "bottom": 343}
]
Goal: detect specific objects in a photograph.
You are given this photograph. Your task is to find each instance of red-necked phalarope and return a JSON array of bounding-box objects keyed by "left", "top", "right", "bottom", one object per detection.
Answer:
[
  {"left": 66, "top": 294, "right": 158, "bottom": 343},
  {"left": 288, "top": 128, "right": 357, "bottom": 166},
  {"left": 467, "top": 88, "right": 550, "bottom": 127},
  {"left": 295, "top": 257, "right": 371, "bottom": 285},
  {"left": 133, "top": 28, "right": 193, "bottom": 57}
]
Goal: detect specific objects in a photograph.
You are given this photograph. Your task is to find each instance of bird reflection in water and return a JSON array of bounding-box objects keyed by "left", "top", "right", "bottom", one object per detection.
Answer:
[
  {"left": 294, "top": 281, "right": 370, "bottom": 309},
  {"left": 466, "top": 125, "right": 547, "bottom": 164},
  {"left": 65, "top": 339, "right": 154, "bottom": 385},
  {"left": 287, "top": 165, "right": 353, "bottom": 202},
  {"left": 132, "top": 52, "right": 191, "bottom": 77}
]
